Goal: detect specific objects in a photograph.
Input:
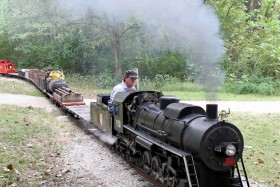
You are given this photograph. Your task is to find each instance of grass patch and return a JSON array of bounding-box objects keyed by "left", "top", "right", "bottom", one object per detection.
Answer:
[
  {"left": 0, "top": 105, "right": 75, "bottom": 186},
  {"left": 229, "top": 112, "right": 280, "bottom": 185},
  {"left": 0, "top": 77, "right": 43, "bottom": 97}
]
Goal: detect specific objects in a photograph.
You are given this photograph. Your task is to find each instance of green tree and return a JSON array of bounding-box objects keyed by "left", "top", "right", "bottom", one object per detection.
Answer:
[
  {"left": 84, "top": 9, "right": 142, "bottom": 79},
  {"left": 207, "top": 0, "right": 280, "bottom": 80}
]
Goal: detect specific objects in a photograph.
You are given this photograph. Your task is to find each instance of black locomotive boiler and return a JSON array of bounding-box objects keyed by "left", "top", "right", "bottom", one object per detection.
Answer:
[{"left": 90, "top": 91, "right": 249, "bottom": 187}]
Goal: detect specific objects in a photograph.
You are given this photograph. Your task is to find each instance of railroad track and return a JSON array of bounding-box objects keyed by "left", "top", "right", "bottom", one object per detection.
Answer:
[{"left": 128, "top": 162, "right": 164, "bottom": 187}]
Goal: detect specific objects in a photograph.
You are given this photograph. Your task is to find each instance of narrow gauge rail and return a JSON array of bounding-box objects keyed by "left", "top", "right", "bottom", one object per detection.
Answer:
[{"left": 1, "top": 68, "right": 250, "bottom": 187}]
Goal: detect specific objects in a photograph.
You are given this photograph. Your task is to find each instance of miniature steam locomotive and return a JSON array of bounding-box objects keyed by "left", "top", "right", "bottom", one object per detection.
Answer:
[{"left": 90, "top": 91, "right": 249, "bottom": 187}]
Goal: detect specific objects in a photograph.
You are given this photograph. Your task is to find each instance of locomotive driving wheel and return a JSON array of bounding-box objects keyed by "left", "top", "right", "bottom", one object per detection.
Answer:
[
  {"left": 142, "top": 151, "right": 152, "bottom": 173},
  {"left": 125, "top": 149, "right": 131, "bottom": 162},
  {"left": 161, "top": 163, "right": 176, "bottom": 186},
  {"left": 151, "top": 156, "right": 162, "bottom": 180}
]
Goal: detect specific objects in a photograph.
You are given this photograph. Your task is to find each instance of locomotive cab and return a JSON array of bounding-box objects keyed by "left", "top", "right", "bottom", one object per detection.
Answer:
[
  {"left": 90, "top": 94, "right": 114, "bottom": 135},
  {"left": 112, "top": 91, "right": 162, "bottom": 134}
]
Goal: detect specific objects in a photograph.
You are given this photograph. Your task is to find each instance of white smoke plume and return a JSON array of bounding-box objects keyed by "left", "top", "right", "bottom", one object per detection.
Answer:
[{"left": 59, "top": 0, "right": 225, "bottom": 99}]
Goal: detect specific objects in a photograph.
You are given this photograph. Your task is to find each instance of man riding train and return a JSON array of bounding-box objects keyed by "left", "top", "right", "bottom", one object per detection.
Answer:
[{"left": 108, "top": 70, "right": 139, "bottom": 114}]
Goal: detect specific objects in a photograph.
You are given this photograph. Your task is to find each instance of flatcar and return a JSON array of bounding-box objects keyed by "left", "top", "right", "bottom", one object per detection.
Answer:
[
  {"left": 90, "top": 91, "right": 250, "bottom": 187},
  {"left": 18, "top": 69, "right": 84, "bottom": 107},
  {"left": 0, "top": 59, "right": 16, "bottom": 74}
]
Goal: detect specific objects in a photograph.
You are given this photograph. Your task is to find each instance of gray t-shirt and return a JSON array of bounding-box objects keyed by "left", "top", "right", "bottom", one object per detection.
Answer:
[{"left": 110, "top": 81, "right": 136, "bottom": 101}]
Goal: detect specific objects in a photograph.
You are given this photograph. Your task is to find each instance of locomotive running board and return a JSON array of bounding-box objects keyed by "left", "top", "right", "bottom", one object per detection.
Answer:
[
  {"left": 124, "top": 125, "right": 199, "bottom": 187},
  {"left": 124, "top": 125, "right": 191, "bottom": 157}
]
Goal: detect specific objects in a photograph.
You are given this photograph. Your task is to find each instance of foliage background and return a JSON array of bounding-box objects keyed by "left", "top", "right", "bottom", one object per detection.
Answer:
[{"left": 0, "top": 0, "right": 280, "bottom": 94}]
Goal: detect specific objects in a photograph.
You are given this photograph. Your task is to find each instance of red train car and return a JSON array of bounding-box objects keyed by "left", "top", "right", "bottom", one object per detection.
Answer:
[{"left": 0, "top": 59, "right": 16, "bottom": 74}]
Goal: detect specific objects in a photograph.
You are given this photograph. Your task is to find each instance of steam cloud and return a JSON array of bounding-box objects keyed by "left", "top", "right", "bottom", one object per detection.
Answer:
[{"left": 59, "top": 0, "right": 225, "bottom": 100}]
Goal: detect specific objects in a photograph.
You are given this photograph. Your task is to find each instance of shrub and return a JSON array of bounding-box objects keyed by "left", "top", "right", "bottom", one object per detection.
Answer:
[
  {"left": 97, "top": 71, "right": 116, "bottom": 88},
  {"left": 65, "top": 73, "right": 99, "bottom": 90},
  {"left": 224, "top": 74, "right": 280, "bottom": 95},
  {"left": 140, "top": 74, "right": 202, "bottom": 92},
  {"left": 140, "top": 74, "right": 175, "bottom": 90}
]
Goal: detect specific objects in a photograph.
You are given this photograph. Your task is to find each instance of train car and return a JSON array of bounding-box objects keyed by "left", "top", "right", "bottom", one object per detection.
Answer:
[
  {"left": 0, "top": 59, "right": 16, "bottom": 74},
  {"left": 90, "top": 91, "right": 249, "bottom": 187},
  {"left": 44, "top": 69, "right": 84, "bottom": 106},
  {"left": 30, "top": 70, "right": 47, "bottom": 90},
  {"left": 20, "top": 69, "right": 84, "bottom": 107},
  {"left": 45, "top": 69, "right": 68, "bottom": 93}
]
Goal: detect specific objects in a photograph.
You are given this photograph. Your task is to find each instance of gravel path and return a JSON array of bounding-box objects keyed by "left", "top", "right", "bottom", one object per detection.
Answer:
[
  {"left": 46, "top": 121, "right": 151, "bottom": 187},
  {"left": 1, "top": 93, "right": 280, "bottom": 114},
  {"left": 0, "top": 93, "right": 55, "bottom": 111}
]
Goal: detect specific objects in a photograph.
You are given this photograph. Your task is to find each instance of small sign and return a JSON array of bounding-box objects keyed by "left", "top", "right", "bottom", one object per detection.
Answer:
[
  {"left": 99, "top": 113, "right": 103, "bottom": 126},
  {"left": 116, "top": 119, "right": 121, "bottom": 128}
]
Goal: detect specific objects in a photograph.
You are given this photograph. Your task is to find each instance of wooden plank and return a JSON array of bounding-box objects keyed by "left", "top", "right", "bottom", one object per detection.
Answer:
[
  {"left": 65, "top": 106, "right": 89, "bottom": 111},
  {"left": 70, "top": 111, "right": 89, "bottom": 115},
  {"left": 65, "top": 106, "right": 89, "bottom": 110},
  {"left": 68, "top": 108, "right": 89, "bottom": 111},
  {"left": 66, "top": 105, "right": 89, "bottom": 108},
  {"left": 67, "top": 109, "right": 89, "bottom": 114},
  {"left": 64, "top": 105, "right": 91, "bottom": 121}
]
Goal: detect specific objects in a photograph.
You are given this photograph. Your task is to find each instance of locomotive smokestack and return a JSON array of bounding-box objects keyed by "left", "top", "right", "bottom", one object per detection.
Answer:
[{"left": 206, "top": 104, "right": 218, "bottom": 120}]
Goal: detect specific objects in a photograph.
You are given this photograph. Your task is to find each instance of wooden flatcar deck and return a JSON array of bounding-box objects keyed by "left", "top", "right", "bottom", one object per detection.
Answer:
[{"left": 64, "top": 105, "right": 91, "bottom": 121}]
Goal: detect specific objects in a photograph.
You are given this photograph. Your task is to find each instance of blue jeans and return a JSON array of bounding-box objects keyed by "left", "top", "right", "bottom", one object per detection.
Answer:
[{"left": 108, "top": 102, "right": 114, "bottom": 115}]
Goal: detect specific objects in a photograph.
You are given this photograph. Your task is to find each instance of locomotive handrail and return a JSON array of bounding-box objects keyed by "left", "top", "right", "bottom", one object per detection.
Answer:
[
  {"left": 124, "top": 125, "right": 191, "bottom": 157},
  {"left": 182, "top": 115, "right": 206, "bottom": 127}
]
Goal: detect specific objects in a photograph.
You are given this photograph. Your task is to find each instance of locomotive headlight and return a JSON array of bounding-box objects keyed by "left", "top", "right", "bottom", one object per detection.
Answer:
[{"left": 225, "top": 144, "right": 236, "bottom": 156}]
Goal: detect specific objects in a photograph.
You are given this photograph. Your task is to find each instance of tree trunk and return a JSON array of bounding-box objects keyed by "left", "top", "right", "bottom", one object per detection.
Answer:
[
  {"left": 111, "top": 23, "right": 122, "bottom": 80},
  {"left": 245, "top": 0, "right": 262, "bottom": 13},
  {"left": 265, "top": 0, "right": 276, "bottom": 18}
]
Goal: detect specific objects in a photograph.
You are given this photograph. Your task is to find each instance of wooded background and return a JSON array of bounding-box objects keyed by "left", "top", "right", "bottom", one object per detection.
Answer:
[{"left": 0, "top": 0, "right": 279, "bottom": 87}]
